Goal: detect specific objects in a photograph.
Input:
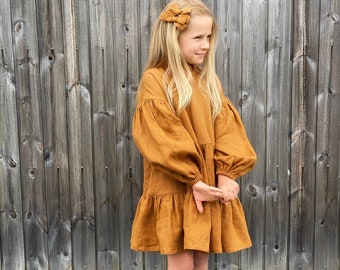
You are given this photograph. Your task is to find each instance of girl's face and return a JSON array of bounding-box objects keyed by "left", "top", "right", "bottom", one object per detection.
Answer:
[{"left": 178, "top": 15, "right": 213, "bottom": 65}]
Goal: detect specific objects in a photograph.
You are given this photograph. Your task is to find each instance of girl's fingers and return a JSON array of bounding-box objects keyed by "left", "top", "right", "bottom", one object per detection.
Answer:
[
  {"left": 208, "top": 187, "right": 223, "bottom": 200},
  {"left": 195, "top": 200, "right": 204, "bottom": 213},
  {"left": 221, "top": 191, "right": 238, "bottom": 203}
]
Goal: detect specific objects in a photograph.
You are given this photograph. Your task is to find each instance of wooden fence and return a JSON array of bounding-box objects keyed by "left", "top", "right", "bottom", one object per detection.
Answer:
[{"left": 0, "top": 0, "right": 339, "bottom": 269}]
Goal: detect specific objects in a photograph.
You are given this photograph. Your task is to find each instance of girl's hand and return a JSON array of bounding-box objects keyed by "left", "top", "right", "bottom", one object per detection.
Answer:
[
  {"left": 217, "top": 175, "right": 239, "bottom": 204},
  {"left": 192, "top": 181, "right": 223, "bottom": 213}
]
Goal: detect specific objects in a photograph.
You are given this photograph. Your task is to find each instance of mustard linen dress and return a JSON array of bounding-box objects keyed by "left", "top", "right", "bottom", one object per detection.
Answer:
[{"left": 130, "top": 67, "right": 256, "bottom": 254}]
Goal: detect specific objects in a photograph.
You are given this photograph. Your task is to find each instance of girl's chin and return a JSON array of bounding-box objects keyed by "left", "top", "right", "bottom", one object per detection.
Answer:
[{"left": 188, "top": 59, "right": 204, "bottom": 65}]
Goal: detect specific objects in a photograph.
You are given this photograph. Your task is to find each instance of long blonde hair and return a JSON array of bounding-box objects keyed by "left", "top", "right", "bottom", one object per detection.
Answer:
[{"left": 145, "top": 0, "right": 222, "bottom": 119}]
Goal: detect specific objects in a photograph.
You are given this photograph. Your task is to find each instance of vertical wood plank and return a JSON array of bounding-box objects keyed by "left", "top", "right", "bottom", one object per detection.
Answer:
[
  {"left": 264, "top": 0, "right": 292, "bottom": 269},
  {"left": 240, "top": 0, "right": 267, "bottom": 269},
  {"left": 88, "top": 0, "right": 119, "bottom": 269},
  {"left": 35, "top": 0, "right": 72, "bottom": 269},
  {"left": 290, "top": 0, "right": 319, "bottom": 268},
  {"left": 123, "top": 0, "right": 150, "bottom": 269},
  {"left": 113, "top": 0, "right": 144, "bottom": 269},
  {"left": 215, "top": 0, "right": 242, "bottom": 102},
  {"left": 314, "top": 0, "right": 340, "bottom": 269},
  {"left": 0, "top": 0, "right": 14, "bottom": 59},
  {"left": 11, "top": 0, "right": 48, "bottom": 268},
  {"left": 62, "top": 0, "right": 95, "bottom": 269},
  {"left": 0, "top": 1, "right": 25, "bottom": 269},
  {"left": 290, "top": 1, "right": 307, "bottom": 268}
]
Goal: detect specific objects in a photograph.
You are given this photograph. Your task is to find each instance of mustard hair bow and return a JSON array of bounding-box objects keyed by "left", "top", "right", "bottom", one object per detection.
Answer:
[{"left": 160, "top": 4, "right": 192, "bottom": 31}]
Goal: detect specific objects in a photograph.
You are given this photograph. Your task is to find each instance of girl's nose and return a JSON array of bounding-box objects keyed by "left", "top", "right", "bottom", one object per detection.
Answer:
[{"left": 202, "top": 38, "right": 210, "bottom": 49}]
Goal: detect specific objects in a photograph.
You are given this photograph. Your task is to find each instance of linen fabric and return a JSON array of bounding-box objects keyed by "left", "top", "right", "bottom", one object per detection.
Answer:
[{"left": 130, "top": 67, "right": 256, "bottom": 254}]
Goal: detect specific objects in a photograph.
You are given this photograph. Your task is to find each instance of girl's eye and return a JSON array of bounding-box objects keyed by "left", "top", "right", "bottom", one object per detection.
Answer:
[
  {"left": 194, "top": 35, "right": 211, "bottom": 40},
  {"left": 194, "top": 36, "right": 211, "bottom": 40}
]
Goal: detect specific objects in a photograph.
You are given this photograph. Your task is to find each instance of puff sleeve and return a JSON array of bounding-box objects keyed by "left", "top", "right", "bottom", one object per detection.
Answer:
[
  {"left": 214, "top": 93, "right": 257, "bottom": 179},
  {"left": 132, "top": 70, "right": 203, "bottom": 186}
]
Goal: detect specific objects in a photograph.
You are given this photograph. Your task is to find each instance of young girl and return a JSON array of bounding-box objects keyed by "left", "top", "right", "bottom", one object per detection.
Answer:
[{"left": 130, "top": 1, "right": 256, "bottom": 269}]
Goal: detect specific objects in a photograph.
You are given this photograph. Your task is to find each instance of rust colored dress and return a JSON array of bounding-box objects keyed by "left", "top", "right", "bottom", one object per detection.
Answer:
[{"left": 130, "top": 67, "right": 256, "bottom": 254}]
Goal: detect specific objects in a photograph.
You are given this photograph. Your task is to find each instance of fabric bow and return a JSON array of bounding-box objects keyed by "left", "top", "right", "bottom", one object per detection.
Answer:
[{"left": 160, "top": 4, "right": 192, "bottom": 31}]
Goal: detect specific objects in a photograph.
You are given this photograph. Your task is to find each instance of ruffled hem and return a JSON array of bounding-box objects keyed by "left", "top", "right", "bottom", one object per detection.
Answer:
[{"left": 130, "top": 191, "right": 252, "bottom": 254}]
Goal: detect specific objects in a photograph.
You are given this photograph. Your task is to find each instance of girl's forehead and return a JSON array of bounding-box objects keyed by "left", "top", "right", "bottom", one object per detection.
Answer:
[
  {"left": 186, "top": 15, "right": 213, "bottom": 31},
  {"left": 190, "top": 15, "right": 212, "bottom": 23}
]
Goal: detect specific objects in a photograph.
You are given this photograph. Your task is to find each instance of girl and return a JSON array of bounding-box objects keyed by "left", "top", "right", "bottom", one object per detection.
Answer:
[{"left": 130, "top": 1, "right": 256, "bottom": 269}]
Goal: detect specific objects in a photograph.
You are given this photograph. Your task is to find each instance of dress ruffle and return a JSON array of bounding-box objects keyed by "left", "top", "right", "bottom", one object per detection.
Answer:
[{"left": 130, "top": 190, "right": 252, "bottom": 254}]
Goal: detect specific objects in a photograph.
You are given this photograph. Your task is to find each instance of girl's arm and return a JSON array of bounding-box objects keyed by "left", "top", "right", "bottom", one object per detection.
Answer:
[
  {"left": 214, "top": 95, "right": 257, "bottom": 180},
  {"left": 132, "top": 70, "right": 203, "bottom": 186}
]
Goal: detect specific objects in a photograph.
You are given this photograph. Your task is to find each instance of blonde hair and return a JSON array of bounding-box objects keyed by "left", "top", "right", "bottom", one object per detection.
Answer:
[{"left": 145, "top": 0, "right": 222, "bottom": 119}]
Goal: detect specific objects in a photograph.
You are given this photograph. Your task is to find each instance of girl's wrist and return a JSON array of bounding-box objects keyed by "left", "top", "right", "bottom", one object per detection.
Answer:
[{"left": 217, "top": 174, "right": 234, "bottom": 181}]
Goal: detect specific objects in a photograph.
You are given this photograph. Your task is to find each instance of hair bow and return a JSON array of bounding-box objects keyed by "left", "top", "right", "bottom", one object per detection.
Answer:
[{"left": 160, "top": 4, "right": 192, "bottom": 31}]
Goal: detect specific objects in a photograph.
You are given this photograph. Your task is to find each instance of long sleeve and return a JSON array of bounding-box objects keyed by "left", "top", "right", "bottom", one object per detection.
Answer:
[
  {"left": 132, "top": 69, "right": 203, "bottom": 185},
  {"left": 214, "top": 94, "right": 257, "bottom": 179}
]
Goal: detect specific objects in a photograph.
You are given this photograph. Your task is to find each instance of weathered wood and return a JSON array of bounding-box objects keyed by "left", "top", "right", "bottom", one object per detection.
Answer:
[
  {"left": 0, "top": 0, "right": 26, "bottom": 269},
  {"left": 314, "top": 0, "right": 340, "bottom": 269},
  {"left": 291, "top": 0, "right": 320, "bottom": 269},
  {"left": 11, "top": 0, "right": 48, "bottom": 269},
  {"left": 118, "top": 0, "right": 152, "bottom": 268},
  {"left": 240, "top": 0, "right": 267, "bottom": 269},
  {"left": 0, "top": 24, "right": 26, "bottom": 270},
  {"left": 290, "top": 1, "right": 307, "bottom": 268},
  {"left": 35, "top": 1, "right": 72, "bottom": 269},
  {"left": 88, "top": 0, "right": 120, "bottom": 269},
  {"left": 264, "top": 0, "right": 292, "bottom": 269},
  {"left": 216, "top": 0, "right": 241, "bottom": 101},
  {"left": 62, "top": 0, "right": 95, "bottom": 269},
  {"left": 0, "top": 0, "right": 339, "bottom": 269},
  {"left": 113, "top": 0, "right": 144, "bottom": 269}
]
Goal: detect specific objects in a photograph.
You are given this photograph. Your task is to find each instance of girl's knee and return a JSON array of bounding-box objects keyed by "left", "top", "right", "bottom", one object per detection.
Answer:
[
  {"left": 193, "top": 251, "right": 209, "bottom": 270},
  {"left": 167, "top": 251, "right": 194, "bottom": 270}
]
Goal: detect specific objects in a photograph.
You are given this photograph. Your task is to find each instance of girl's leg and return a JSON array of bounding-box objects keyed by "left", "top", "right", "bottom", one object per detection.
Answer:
[
  {"left": 193, "top": 251, "right": 209, "bottom": 270},
  {"left": 167, "top": 251, "right": 194, "bottom": 270}
]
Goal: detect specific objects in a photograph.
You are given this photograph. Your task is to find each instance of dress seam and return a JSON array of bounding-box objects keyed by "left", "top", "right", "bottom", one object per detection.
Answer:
[{"left": 143, "top": 190, "right": 188, "bottom": 198}]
